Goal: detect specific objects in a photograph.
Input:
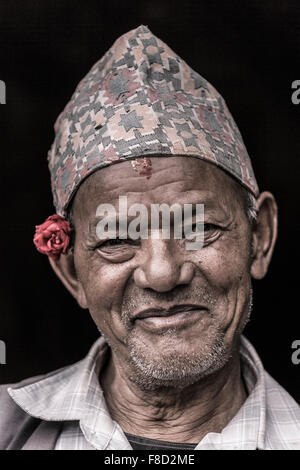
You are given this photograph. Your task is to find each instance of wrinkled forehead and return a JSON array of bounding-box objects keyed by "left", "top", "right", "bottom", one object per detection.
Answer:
[{"left": 71, "top": 156, "right": 243, "bottom": 219}]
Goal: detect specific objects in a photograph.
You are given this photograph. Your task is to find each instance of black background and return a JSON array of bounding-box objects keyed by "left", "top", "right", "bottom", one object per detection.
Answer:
[{"left": 0, "top": 0, "right": 299, "bottom": 402}]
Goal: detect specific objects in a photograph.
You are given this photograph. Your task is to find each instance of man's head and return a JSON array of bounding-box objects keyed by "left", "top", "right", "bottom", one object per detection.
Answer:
[
  {"left": 50, "top": 156, "right": 277, "bottom": 391},
  {"left": 42, "top": 25, "right": 277, "bottom": 392}
]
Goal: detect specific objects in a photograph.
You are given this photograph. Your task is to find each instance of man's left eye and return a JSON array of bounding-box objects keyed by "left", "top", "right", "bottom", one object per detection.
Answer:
[
  {"left": 182, "top": 222, "right": 222, "bottom": 243},
  {"left": 187, "top": 223, "right": 219, "bottom": 234},
  {"left": 203, "top": 223, "right": 218, "bottom": 232}
]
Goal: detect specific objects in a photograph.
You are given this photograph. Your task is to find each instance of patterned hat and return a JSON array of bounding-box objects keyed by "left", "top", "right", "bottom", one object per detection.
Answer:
[{"left": 48, "top": 25, "right": 259, "bottom": 217}]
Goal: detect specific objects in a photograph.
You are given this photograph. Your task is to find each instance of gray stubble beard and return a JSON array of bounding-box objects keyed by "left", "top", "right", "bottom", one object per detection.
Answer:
[
  {"left": 123, "top": 287, "right": 254, "bottom": 392},
  {"left": 98, "top": 286, "right": 253, "bottom": 393},
  {"left": 124, "top": 326, "right": 230, "bottom": 392}
]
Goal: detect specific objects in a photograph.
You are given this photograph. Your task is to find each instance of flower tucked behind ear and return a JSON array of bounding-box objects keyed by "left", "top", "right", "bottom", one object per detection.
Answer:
[{"left": 33, "top": 215, "right": 72, "bottom": 260}]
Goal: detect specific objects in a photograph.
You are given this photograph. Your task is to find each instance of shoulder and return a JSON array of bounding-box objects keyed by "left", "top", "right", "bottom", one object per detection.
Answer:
[
  {"left": 264, "top": 371, "right": 300, "bottom": 450},
  {"left": 0, "top": 372, "right": 48, "bottom": 415},
  {"left": 0, "top": 364, "right": 70, "bottom": 399},
  {"left": 0, "top": 339, "right": 106, "bottom": 449},
  {"left": 0, "top": 377, "right": 40, "bottom": 449},
  {"left": 0, "top": 368, "right": 67, "bottom": 450}
]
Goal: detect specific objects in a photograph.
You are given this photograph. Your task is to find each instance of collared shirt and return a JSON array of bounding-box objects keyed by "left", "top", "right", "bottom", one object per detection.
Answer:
[{"left": 8, "top": 335, "right": 300, "bottom": 450}]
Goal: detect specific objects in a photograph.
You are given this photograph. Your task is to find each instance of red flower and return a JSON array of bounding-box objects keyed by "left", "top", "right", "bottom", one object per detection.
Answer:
[{"left": 33, "top": 215, "right": 72, "bottom": 260}]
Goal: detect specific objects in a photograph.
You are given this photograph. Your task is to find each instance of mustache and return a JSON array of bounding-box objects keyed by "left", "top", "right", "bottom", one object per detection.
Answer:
[{"left": 121, "top": 284, "right": 217, "bottom": 323}]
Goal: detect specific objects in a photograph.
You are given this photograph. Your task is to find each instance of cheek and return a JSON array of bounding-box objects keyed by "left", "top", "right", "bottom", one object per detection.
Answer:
[
  {"left": 215, "top": 223, "right": 251, "bottom": 280},
  {"left": 199, "top": 242, "right": 251, "bottom": 289},
  {"left": 192, "top": 236, "right": 252, "bottom": 327},
  {"left": 75, "top": 250, "right": 133, "bottom": 336}
]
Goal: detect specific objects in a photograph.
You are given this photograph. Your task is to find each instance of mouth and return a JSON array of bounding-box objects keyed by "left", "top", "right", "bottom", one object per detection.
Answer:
[{"left": 133, "top": 304, "right": 208, "bottom": 332}]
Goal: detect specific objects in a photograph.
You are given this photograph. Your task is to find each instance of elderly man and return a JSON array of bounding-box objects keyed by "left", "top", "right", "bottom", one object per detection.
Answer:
[{"left": 1, "top": 25, "right": 299, "bottom": 450}]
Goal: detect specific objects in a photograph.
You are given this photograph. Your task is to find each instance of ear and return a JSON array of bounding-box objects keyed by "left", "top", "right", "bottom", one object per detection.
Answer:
[
  {"left": 49, "top": 252, "right": 88, "bottom": 309},
  {"left": 250, "top": 191, "right": 278, "bottom": 279}
]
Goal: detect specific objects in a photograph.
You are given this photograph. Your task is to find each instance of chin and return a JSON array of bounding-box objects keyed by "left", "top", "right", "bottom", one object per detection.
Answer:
[{"left": 126, "top": 331, "right": 230, "bottom": 392}]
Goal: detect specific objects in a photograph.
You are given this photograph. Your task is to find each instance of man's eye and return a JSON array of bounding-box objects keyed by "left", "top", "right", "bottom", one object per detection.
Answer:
[
  {"left": 203, "top": 223, "right": 218, "bottom": 232},
  {"left": 95, "top": 237, "right": 138, "bottom": 263},
  {"left": 97, "top": 237, "right": 140, "bottom": 251},
  {"left": 100, "top": 238, "right": 127, "bottom": 247},
  {"left": 187, "top": 223, "right": 219, "bottom": 234}
]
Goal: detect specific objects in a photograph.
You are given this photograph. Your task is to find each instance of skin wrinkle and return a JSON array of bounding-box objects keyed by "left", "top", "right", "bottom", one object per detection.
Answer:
[
  {"left": 100, "top": 324, "right": 242, "bottom": 417},
  {"left": 99, "top": 340, "right": 244, "bottom": 438},
  {"left": 55, "top": 156, "right": 277, "bottom": 443}
]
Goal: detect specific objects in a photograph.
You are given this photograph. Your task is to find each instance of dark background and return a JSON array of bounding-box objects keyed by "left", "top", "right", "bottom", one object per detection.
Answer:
[{"left": 0, "top": 0, "right": 299, "bottom": 402}]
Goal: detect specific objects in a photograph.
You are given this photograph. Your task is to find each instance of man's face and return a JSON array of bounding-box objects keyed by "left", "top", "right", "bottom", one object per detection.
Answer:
[{"left": 71, "top": 157, "right": 253, "bottom": 390}]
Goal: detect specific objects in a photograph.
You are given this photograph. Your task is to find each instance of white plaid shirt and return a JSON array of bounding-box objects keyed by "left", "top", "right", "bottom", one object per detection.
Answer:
[{"left": 8, "top": 335, "right": 300, "bottom": 450}]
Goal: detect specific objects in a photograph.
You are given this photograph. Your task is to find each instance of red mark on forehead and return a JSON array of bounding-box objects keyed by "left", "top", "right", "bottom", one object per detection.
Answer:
[{"left": 131, "top": 157, "right": 152, "bottom": 179}]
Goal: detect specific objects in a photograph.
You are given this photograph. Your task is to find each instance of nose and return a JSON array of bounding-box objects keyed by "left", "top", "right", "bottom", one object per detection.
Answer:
[{"left": 134, "top": 240, "right": 194, "bottom": 292}]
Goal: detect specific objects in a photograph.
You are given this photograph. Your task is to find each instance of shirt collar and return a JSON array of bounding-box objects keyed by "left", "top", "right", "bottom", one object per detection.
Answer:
[
  {"left": 8, "top": 337, "right": 131, "bottom": 449},
  {"left": 195, "top": 336, "right": 266, "bottom": 450},
  {"left": 9, "top": 337, "right": 108, "bottom": 421},
  {"left": 7, "top": 335, "right": 269, "bottom": 450}
]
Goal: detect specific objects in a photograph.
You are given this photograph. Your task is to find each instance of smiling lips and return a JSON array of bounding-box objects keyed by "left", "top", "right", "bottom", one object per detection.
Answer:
[{"left": 133, "top": 304, "right": 207, "bottom": 331}]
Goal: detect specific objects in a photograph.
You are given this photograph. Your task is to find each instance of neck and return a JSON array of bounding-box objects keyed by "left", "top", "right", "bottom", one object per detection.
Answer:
[{"left": 100, "top": 346, "right": 247, "bottom": 444}]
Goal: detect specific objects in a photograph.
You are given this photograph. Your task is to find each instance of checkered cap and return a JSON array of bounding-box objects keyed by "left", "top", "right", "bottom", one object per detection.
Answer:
[{"left": 48, "top": 25, "right": 259, "bottom": 216}]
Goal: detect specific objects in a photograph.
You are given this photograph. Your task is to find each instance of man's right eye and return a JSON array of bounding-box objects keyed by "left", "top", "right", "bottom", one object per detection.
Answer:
[
  {"left": 96, "top": 238, "right": 140, "bottom": 261},
  {"left": 100, "top": 238, "right": 127, "bottom": 247},
  {"left": 93, "top": 237, "right": 138, "bottom": 263}
]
